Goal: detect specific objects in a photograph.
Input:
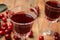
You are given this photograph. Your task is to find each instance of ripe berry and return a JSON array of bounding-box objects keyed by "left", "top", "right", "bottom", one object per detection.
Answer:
[
  {"left": 54, "top": 36, "right": 60, "bottom": 40},
  {"left": 8, "top": 22, "right": 13, "bottom": 31},
  {"left": 39, "top": 36, "right": 44, "bottom": 40},
  {"left": 2, "top": 22, "right": 7, "bottom": 30},
  {"left": 0, "top": 14, "right": 4, "bottom": 19},
  {"left": 5, "top": 34, "right": 12, "bottom": 40},
  {"left": 2, "top": 22, "right": 7, "bottom": 27},
  {"left": 6, "top": 10, "right": 9, "bottom": 14},
  {"left": 2, "top": 17, "right": 7, "bottom": 22},
  {"left": 5, "top": 14, "right": 8, "bottom": 18},
  {"left": 0, "top": 29, "right": 4, "bottom": 38},
  {"left": 9, "top": 10, "right": 14, "bottom": 15},
  {"left": 0, "top": 30, "right": 4, "bottom": 35},
  {"left": 54, "top": 32, "right": 60, "bottom": 40},
  {"left": 29, "top": 31, "right": 34, "bottom": 38},
  {"left": 5, "top": 29, "right": 11, "bottom": 34},
  {"left": 6, "top": 10, "right": 9, "bottom": 18},
  {"left": 13, "top": 35, "right": 21, "bottom": 40},
  {"left": 54, "top": 32, "right": 59, "bottom": 37}
]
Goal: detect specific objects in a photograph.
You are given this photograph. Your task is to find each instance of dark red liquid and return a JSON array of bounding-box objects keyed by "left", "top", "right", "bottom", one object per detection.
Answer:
[
  {"left": 45, "top": 1, "right": 60, "bottom": 21},
  {"left": 11, "top": 12, "right": 34, "bottom": 34}
]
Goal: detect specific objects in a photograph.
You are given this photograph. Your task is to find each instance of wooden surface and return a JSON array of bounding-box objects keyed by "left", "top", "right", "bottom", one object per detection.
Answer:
[{"left": 0, "top": 0, "right": 60, "bottom": 40}]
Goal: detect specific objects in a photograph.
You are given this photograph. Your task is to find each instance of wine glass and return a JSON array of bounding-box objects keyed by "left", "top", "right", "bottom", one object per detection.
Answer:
[
  {"left": 8, "top": 0, "right": 38, "bottom": 40},
  {"left": 43, "top": 0, "right": 60, "bottom": 35}
]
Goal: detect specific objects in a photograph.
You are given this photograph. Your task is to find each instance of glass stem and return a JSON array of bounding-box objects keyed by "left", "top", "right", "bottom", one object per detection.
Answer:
[
  {"left": 47, "top": 21, "right": 51, "bottom": 31},
  {"left": 37, "top": 18, "right": 40, "bottom": 35}
]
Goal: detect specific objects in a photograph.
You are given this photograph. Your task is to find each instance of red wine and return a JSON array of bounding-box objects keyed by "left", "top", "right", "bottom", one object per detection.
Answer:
[
  {"left": 45, "top": 1, "right": 60, "bottom": 21},
  {"left": 11, "top": 12, "right": 34, "bottom": 34}
]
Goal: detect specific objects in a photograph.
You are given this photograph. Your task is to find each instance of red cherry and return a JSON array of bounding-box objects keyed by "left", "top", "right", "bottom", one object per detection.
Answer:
[
  {"left": 29, "top": 31, "right": 34, "bottom": 38},
  {"left": 6, "top": 10, "right": 9, "bottom": 14},
  {"left": 0, "top": 14, "right": 4, "bottom": 19},
  {"left": 5, "top": 29, "right": 11, "bottom": 34},
  {"left": 0, "top": 30, "right": 4, "bottom": 35},
  {"left": 6, "top": 14, "right": 8, "bottom": 18},
  {"left": 8, "top": 26, "right": 12, "bottom": 31},
  {"left": 9, "top": 10, "right": 14, "bottom": 15},
  {"left": 54, "top": 36, "right": 60, "bottom": 40},
  {"left": 13, "top": 35, "right": 21, "bottom": 40},
  {"left": 54, "top": 32, "right": 59, "bottom": 37},
  {"left": 2, "top": 22, "right": 7, "bottom": 27},
  {"left": 8, "top": 22, "right": 13, "bottom": 32},
  {"left": 54, "top": 32, "right": 60, "bottom": 40},
  {"left": 9, "top": 22, "right": 13, "bottom": 27},
  {"left": 6, "top": 10, "right": 9, "bottom": 18},
  {"left": 39, "top": 36, "right": 44, "bottom": 40},
  {"left": 2, "top": 22, "right": 7, "bottom": 30},
  {"left": 5, "top": 34, "right": 12, "bottom": 40},
  {"left": 2, "top": 17, "right": 7, "bottom": 22}
]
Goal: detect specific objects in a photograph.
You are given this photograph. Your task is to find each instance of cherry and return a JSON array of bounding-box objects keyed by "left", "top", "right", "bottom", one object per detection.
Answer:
[
  {"left": 54, "top": 32, "right": 59, "bottom": 37},
  {"left": 8, "top": 22, "right": 13, "bottom": 31},
  {"left": 39, "top": 36, "right": 44, "bottom": 40},
  {"left": 29, "top": 31, "right": 34, "bottom": 38},
  {"left": 6, "top": 10, "right": 9, "bottom": 18},
  {"left": 5, "top": 34, "right": 12, "bottom": 40},
  {"left": 0, "top": 29, "right": 4, "bottom": 38},
  {"left": 0, "top": 30, "right": 4, "bottom": 35},
  {"left": 6, "top": 10, "right": 9, "bottom": 14},
  {"left": 9, "top": 22, "right": 13, "bottom": 27},
  {"left": 2, "top": 17, "right": 7, "bottom": 22},
  {"left": 0, "top": 14, "right": 4, "bottom": 19},
  {"left": 5, "top": 14, "right": 9, "bottom": 18},
  {"left": 53, "top": 32, "right": 60, "bottom": 40},
  {"left": 5, "top": 29, "right": 11, "bottom": 34},
  {"left": 8, "top": 26, "right": 12, "bottom": 32},
  {"left": 2, "top": 22, "right": 7, "bottom": 30},
  {"left": 2, "top": 22, "right": 7, "bottom": 27},
  {"left": 9, "top": 10, "right": 14, "bottom": 15},
  {"left": 54, "top": 36, "right": 60, "bottom": 40},
  {"left": 13, "top": 35, "right": 21, "bottom": 40}
]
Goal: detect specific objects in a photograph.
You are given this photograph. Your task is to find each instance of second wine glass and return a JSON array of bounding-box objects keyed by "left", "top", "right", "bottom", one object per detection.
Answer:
[{"left": 43, "top": 0, "right": 60, "bottom": 35}]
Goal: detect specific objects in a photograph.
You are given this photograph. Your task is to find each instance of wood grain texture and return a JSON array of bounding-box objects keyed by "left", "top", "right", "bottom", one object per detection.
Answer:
[{"left": 0, "top": 0, "right": 60, "bottom": 40}]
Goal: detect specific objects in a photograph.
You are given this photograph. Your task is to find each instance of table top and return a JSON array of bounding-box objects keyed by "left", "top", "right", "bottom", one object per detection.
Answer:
[{"left": 0, "top": 0, "right": 60, "bottom": 40}]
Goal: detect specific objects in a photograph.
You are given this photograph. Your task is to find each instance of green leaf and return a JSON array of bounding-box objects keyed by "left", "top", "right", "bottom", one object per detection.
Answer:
[{"left": 0, "top": 4, "right": 8, "bottom": 13}]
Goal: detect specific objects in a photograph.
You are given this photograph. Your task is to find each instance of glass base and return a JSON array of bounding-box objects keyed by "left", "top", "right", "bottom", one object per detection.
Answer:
[
  {"left": 43, "top": 30, "right": 53, "bottom": 36},
  {"left": 14, "top": 30, "right": 31, "bottom": 38}
]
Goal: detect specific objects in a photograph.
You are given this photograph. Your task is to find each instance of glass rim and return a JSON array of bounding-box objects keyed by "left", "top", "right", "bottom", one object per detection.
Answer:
[
  {"left": 10, "top": 19, "right": 34, "bottom": 25},
  {"left": 9, "top": 13, "right": 35, "bottom": 25},
  {"left": 45, "top": 2, "right": 60, "bottom": 10}
]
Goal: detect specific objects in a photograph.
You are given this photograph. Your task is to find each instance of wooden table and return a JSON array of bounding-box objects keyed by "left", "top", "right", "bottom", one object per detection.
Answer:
[{"left": 0, "top": 0, "right": 60, "bottom": 40}]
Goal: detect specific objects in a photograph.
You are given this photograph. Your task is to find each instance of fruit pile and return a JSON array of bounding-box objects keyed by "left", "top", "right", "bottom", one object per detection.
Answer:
[{"left": 0, "top": 10, "right": 13, "bottom": 40}]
